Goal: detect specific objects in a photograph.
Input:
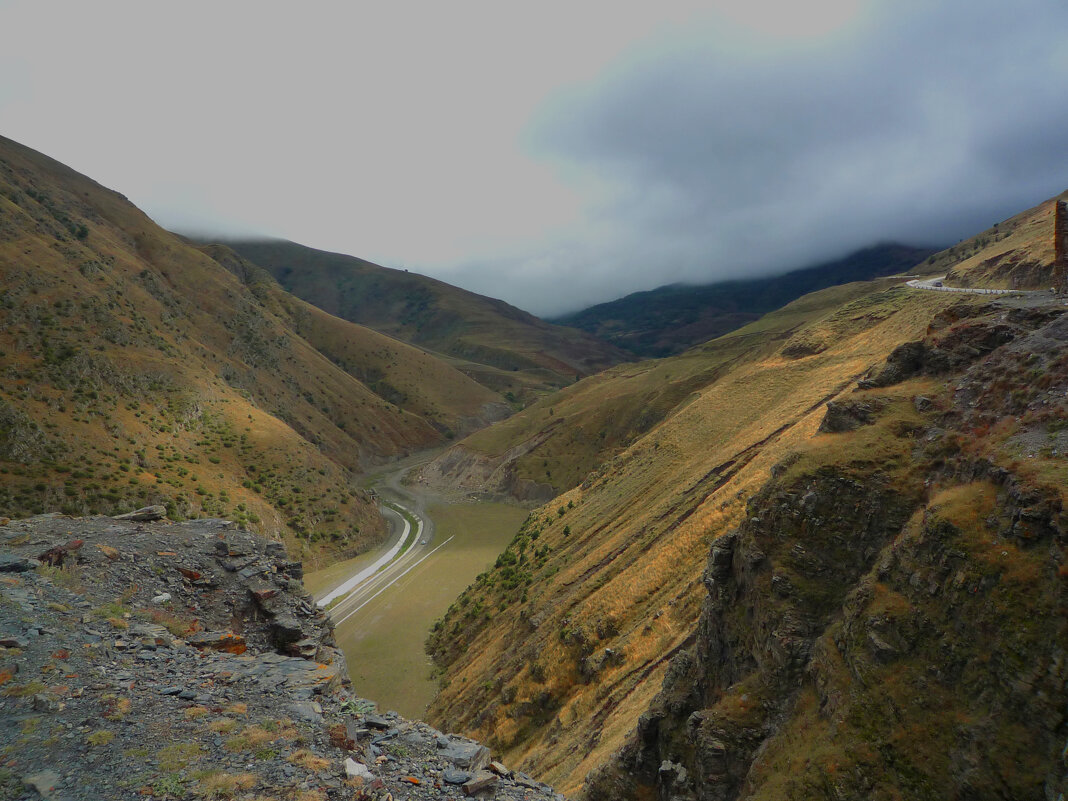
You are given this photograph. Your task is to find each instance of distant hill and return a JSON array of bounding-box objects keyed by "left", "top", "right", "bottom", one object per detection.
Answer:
[
  {"left": 215, "top": 239, "right": 630, "bottom": 402},
  {"left": 930, "top": 187, "right": 1068, "bottom": 289},
  {"left": 553, "top": 243, "right": 939, "bottom": 357}
]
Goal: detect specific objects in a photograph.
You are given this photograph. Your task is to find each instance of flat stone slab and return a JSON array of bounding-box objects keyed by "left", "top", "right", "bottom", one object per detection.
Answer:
[
  {"left": 0, "top": 553, "right": 37, "bottom": 572},
  {"left": 441, "top": 738, "right": 491, "bottom": 771}
]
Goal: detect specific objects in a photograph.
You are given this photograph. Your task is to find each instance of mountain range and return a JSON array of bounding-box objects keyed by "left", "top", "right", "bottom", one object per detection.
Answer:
[
  {"left": 553, "top": 244, "right": 939, "bottom": 357},
  {"left": 420, "top": 189, "right": 1068, "bottom": 797},
  {"left": 1, "top": 133, "right": 1066, "bottom": 800},
  {"left": 0, "top": 134, "right": 618, "bottom": 567}
]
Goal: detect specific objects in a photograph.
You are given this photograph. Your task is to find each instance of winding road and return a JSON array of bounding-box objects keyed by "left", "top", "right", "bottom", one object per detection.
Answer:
[
  {"left": 313, "top": 453, "right": 447, "bottom": 626},
  {"left": 905, "top": 275, "right": 1028, "bottom": 295}
]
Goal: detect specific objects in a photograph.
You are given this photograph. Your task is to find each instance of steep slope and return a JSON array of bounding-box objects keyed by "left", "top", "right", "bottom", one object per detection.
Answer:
[
  {"left": 926, "top": 188, "right": 1068, "bottom": 289},
  {"left": 197, "top": 243, "right": 509, "bottom": 439},
  {"left": 0, "top": 135, "right": 498, "bottom": 563},
  {"left": 416, "top": 277, "right": 913, "bottom": 501},
  {"left": 423, "top": 191, "right": 1068, "bottom": 798},
  {"left": 219, "top": 238, "right": 630, "bottom": 400},
  {"left": 553, "top": 244, "right": 938, "bottom": 357},
  {"left": 425, "top": 284, "right": 966, "bottom": 792},
  {"left": 585, "top": 304, "right": 1067, "bottom": 801}
]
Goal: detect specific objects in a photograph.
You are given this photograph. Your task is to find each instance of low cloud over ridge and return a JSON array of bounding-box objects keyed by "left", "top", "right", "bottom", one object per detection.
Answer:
[{"left": 450, "top": 1, "right": 1068, "bottom": 314}]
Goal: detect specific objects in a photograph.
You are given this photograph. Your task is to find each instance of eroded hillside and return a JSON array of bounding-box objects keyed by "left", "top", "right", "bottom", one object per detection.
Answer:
[
  {"left": 422, "top": 184, "right": 1068, "bottom": 795},
  {"left": 425, "top": 282, "right": 972, "bottom": 793},
  {"left": 416, "top": 278, "right": 918, "bottom": 501},
  {"left": 0, "top": 135, "right": 504, "bottom": 564},
  {"left": 584, "top": 303, "right": 1068, "bottom": 800}
]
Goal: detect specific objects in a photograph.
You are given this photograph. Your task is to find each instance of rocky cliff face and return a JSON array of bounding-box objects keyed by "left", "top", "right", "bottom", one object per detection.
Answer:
[
  {"left": 584, "top": 304, "right": 1068, "bottom": 800},
  {"left": 0, "top": 514, "right": 565, "bottom": 800}
]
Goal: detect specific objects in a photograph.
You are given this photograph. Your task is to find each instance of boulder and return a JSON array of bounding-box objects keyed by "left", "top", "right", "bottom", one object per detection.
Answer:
[
  {"left": 114, "top": 505, "right": 167, "bottom": 522},
  {"left": 441, "top": 738, "right": 491, "bottom": 770}
]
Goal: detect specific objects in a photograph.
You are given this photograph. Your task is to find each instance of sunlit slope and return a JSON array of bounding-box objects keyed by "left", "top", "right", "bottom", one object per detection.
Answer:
[
  {"left": 417, "top": 278, "right": 911, "bottom": 499},
  {"left": 919, "top": 188, "right": 1068, "bottom": 289},
  {"left": 425, "top": 280, "right": 968, "bottom": 793},
  {"left": 580, "top": 299, "right": 1068, "bottom": 801},
  {"left": 0, "top": 135, "right": 488, "bottom": 561},
  {"left": 221, "top": 239, "right": 631, "bottom": 399}
]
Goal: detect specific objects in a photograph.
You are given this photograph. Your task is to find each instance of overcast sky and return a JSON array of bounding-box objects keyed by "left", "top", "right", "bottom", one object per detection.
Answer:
[{"left": 2, "top": 1, "right": 1068, "bottom": 315}]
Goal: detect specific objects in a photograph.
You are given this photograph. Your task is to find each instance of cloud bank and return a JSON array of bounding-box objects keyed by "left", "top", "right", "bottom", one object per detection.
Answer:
[{"left": 2, "top": 1, "right": 1067, "bottom": 315}]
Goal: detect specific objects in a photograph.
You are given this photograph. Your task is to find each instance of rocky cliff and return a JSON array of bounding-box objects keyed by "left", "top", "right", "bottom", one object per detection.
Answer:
[
  {"left": 583, "top": 304, "right": 1068, "bottom": 800},
  {"left": 0, "top": 513, "right": 565, "bottom": 800}
]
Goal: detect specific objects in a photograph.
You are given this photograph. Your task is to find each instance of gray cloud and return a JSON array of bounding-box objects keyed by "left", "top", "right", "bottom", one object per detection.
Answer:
[
  {"left": 2, "top": 2, "right": 1066, "bottom": 317},
  {"left": 458, "top": 0, "right": 1068, "bottom": 315}
]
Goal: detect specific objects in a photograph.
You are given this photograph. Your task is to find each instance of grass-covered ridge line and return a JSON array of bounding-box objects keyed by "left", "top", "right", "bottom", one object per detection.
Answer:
[{"left": 0, "top": 133, "right": 514, "bottom": 562}]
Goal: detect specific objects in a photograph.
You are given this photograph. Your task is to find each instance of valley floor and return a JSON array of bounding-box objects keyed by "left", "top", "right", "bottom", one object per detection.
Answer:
[{"left": 305, "top": 456, "right": 529, "bottom": 718}]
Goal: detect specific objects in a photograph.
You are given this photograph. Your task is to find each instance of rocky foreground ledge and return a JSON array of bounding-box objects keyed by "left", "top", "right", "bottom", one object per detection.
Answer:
[{"left": 0, "top": 513, "right": 564, "bottom": 801}]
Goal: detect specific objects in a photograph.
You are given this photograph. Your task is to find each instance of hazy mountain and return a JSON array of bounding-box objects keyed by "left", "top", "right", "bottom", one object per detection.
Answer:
[{"left": 553, "top": 243, "right": 940, "bottom": 357}]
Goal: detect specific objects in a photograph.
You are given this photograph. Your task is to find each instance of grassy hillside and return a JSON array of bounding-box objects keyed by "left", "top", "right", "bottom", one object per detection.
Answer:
[
  {"left": 552, "top": 243, "right": 938, "bottom": 357},
  {"left": 218, "top": 239, "right": 630, "bottom": 402},
  {"left": 922, "top": 188, "right": 1068, "bottom": 289},
  {"left": 197, "top": 243, "right": 508, "bottom": 439},
  {"left": 423, "top": 189, "right": 1067, "bottom": 796},
  {"left": 0, "top": 135, "right": 500, "bottom": 564},
  {"left": 425, "top": 284, "right": 965, "bottom": 791},
  {"left": 584, "top": 304, "right": 1068, "bottom": 801},
  {"left": 417, "top": 277, "right": 915, "bottom": 500}
]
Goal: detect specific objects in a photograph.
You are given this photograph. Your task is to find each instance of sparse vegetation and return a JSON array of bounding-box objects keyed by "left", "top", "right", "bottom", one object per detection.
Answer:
[{"left": 86, "top": 729, "right": 114, "bottom": 747}]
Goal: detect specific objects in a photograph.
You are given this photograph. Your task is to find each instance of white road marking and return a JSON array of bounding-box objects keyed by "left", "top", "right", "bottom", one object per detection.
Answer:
[
  {"left": 316, "top": 505, "right": 419, "bottom": 607},
  {"left": 333, "top": 535, "right": 454, "bottom": 626}
]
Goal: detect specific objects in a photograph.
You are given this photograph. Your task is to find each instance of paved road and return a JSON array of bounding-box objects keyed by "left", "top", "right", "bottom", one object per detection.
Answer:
[
  {"left": 905, "top": 275, "right": 1029, "bottom": 295},
  {"left": 313, "top": 451, "right": 446, "bottom": 626}
]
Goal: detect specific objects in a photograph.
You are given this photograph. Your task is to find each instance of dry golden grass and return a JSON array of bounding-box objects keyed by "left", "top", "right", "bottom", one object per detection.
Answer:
[
  {"left": 157, "top": 742, "right": 203, "bottom": 772},
  {"left": 224, "top": 720, "right": 297, "bottom": 752},
  {"left": 85, "top": 729, "right": 114, "bottom": 746},
  {"left": 102, "top": 695, "right": 132, "bottom": 721},
  {"left": 194, "top": 771, "right": 257, "bottom": 799},
  {"left": 426, "top": 285, "right": 966, "bottom": 794},
  {"left": 207, "top": 718, "right": 239, "bottom": 734},
  {"left": 286, "top": 749, "right": 330, "bottom": 772}
]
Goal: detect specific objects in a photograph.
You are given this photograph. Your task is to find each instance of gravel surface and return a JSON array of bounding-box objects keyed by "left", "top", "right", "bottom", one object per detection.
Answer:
[{"left": 0, "top": 513, "right": 564, "bottom": 800}]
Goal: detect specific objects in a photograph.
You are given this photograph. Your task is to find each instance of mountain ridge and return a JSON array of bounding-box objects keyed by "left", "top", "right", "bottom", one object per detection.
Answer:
[
  {"left": 0, "top": 133, "right": 508, "bottom": 565},
  {"left": 552, "top": 243, "right": 940, "bottom": 357},
  {"left": 211, "top": 238, "right": 631, "bottom": 402}
]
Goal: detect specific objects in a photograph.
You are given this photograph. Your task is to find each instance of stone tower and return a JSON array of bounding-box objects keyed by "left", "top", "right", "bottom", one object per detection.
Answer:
[{"left": 1056, "top": 200, "right": 1068, "bottom": 294}]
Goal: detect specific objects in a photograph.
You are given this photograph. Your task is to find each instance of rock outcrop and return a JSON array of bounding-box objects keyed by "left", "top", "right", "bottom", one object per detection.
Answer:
[
  {"left": 584, "top": 305, "right": 1068, "bottom": 801},
  {"left": 0, "top": 514, "right": 564, "bottom": 800}
]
